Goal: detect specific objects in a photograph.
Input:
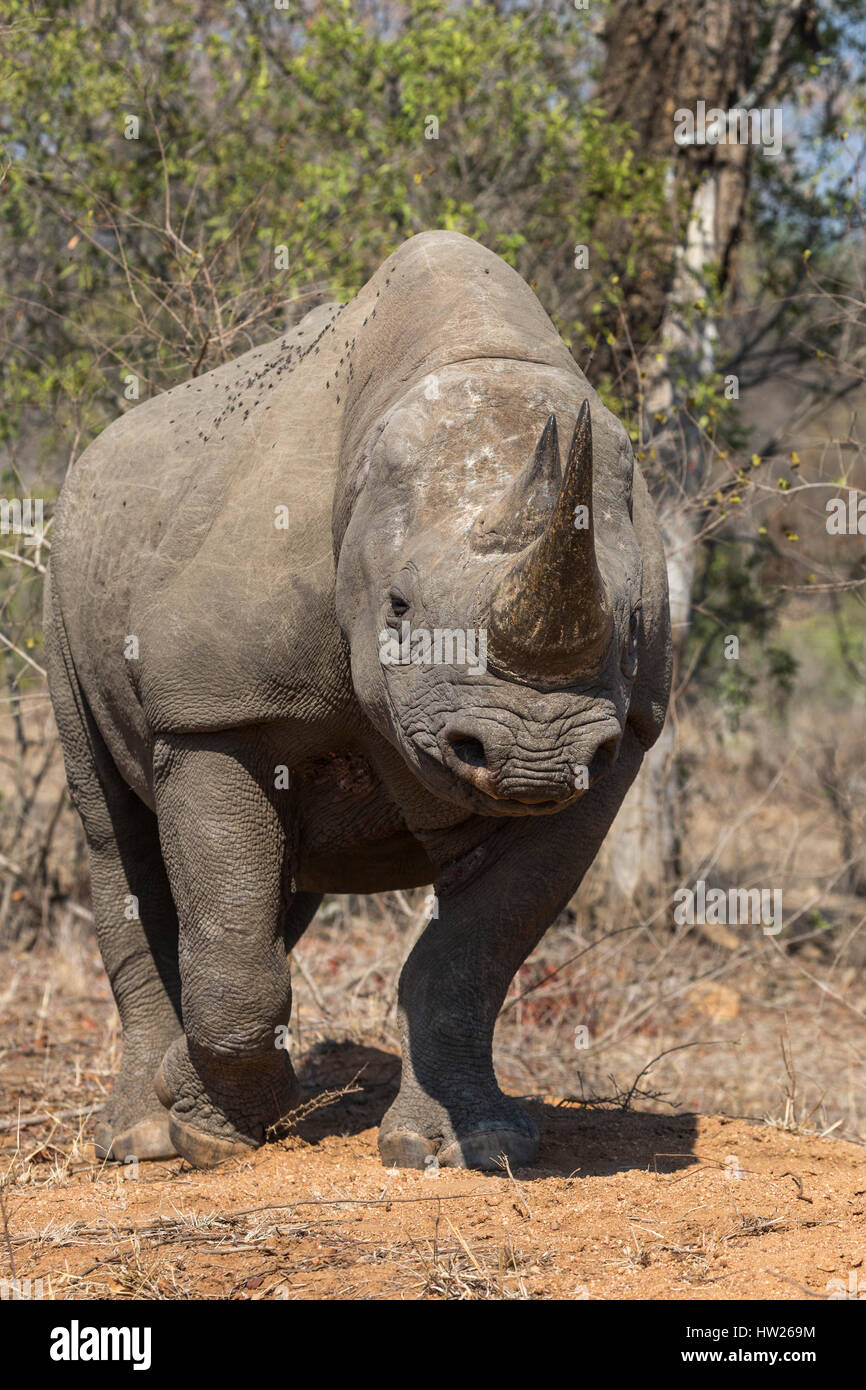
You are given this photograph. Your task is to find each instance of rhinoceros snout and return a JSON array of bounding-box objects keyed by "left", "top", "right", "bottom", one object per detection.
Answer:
[{"left": 441, "top": 718, "right": 620, "bottom": 807}]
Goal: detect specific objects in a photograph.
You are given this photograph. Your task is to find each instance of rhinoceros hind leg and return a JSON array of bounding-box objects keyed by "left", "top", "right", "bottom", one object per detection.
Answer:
[
  {"left": 93, "top": 1113, "right": 176, "bottom": 1163},
  {"left": 44, "top": 583, "right": 184, "bottom": 1165}
]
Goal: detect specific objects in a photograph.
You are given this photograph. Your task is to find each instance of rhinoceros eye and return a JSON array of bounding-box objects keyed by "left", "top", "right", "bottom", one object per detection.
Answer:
[
  {"left": 386, "top": 588, "right": 411, "bottom": 626},
  {"left": 622, "top": 608, "right": 640, "bottom": 678}
]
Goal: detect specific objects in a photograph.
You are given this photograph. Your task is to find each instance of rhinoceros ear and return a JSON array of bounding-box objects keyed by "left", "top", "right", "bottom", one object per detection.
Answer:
[{"left": 627, "top": 466, "right": 672, "bottom": 750}]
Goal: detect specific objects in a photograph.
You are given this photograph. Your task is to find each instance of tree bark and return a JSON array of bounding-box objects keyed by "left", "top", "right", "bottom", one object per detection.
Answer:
[{"left": 595, "top": 0, "right": 817, "bottom": 906}]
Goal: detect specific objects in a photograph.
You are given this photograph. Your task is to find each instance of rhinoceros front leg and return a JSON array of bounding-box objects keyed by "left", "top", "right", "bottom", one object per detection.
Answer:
[
  {"left": 152, "top": 733, "right": 300, "bottom": 1167},
  {"left": 379, "top": 732, "right": 643, "bottom": 1171}
]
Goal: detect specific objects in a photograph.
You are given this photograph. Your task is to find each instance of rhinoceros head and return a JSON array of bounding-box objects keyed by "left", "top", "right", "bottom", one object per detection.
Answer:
[{"left": 334, "top": 357, "right": 655, "bottom": 817}]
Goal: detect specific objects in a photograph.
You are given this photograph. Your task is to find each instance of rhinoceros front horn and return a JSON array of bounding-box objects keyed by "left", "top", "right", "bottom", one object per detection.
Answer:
[{"left": 484, "top": 400, "right": 613, "bottom": 684}]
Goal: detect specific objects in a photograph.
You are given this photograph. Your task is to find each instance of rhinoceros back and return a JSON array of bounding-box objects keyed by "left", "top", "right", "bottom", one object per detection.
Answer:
[{"left": 49, "top": 300, "right": 348, "bottom": 789}]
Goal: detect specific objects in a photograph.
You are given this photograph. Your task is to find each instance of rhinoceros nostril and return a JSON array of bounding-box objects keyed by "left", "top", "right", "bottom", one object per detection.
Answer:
[
  {"left": 588, "top": 734, "right": 620, "bottom": 782},
  {"left": 601, "top": 733, "right": 621, "bottom": 761},
  {"left": 447, "top": 735, "right": 488, "bottom": 769}
]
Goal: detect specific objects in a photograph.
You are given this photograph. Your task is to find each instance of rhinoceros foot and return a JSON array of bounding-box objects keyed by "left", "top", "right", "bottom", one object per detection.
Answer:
[
  {"left": 93, "top": 1112, "right": 176, "bottom": 1163},
  {"left": 92, "top": 1036, "right": 181, "bottom": 1161},
  {"left": 378, "top": 1096, "right": 539, "bottom": 1172},
  {"left": 153, "top": 1036, "right": 301, "bottom": 1169},
  {"left": 167, "top": 1114, "right": 257, "bottom": 1168}
]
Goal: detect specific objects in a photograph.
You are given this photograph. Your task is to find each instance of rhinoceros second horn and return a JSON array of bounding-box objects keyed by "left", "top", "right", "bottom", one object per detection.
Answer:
[{"left": 472, "top": 412, "right": 563, "bottom": 553}]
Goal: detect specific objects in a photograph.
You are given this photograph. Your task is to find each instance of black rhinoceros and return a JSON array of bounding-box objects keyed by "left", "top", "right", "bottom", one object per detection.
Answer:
[{"left": 45, "top": 231, "right": 671, "bottom": 1170}]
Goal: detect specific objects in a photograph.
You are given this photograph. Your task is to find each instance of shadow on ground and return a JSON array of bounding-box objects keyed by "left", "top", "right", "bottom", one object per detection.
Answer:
[{"left": 294, "top": 1039, "right": 700, "bottom": 1179}]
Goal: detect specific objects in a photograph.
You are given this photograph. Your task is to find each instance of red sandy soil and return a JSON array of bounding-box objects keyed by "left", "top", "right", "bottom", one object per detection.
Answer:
[{"left": 3, "top": 1041, "right": 865, "bottom": 1301}]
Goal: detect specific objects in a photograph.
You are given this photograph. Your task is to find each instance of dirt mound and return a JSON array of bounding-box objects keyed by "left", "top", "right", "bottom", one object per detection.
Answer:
[{"left": 4, "top": 1041, "right": 865, "bottom": 1301}]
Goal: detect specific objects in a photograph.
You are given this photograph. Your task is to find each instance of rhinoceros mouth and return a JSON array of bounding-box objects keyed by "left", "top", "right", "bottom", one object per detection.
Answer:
[
  {"left": 442, "top": 740, "right": 569, "bottom": 809},
  {"left": 413, "top": 739, "right": 580, "bottom": 817}
]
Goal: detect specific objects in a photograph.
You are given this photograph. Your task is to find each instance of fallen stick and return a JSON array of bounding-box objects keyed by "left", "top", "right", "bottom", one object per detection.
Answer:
[{"left": 0, "top": 1105, "right": 102, "bottom": 1133}]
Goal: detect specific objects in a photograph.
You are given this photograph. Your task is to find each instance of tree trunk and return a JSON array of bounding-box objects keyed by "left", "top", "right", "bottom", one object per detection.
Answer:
[{"left": 595, "top": 0, "right": 816, "bottom": 906}]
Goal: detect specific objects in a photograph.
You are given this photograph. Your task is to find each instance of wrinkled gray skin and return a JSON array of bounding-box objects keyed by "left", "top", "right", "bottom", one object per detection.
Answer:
[{"left": 45, "top": 232, "right": 671, "bottom": 1170}]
